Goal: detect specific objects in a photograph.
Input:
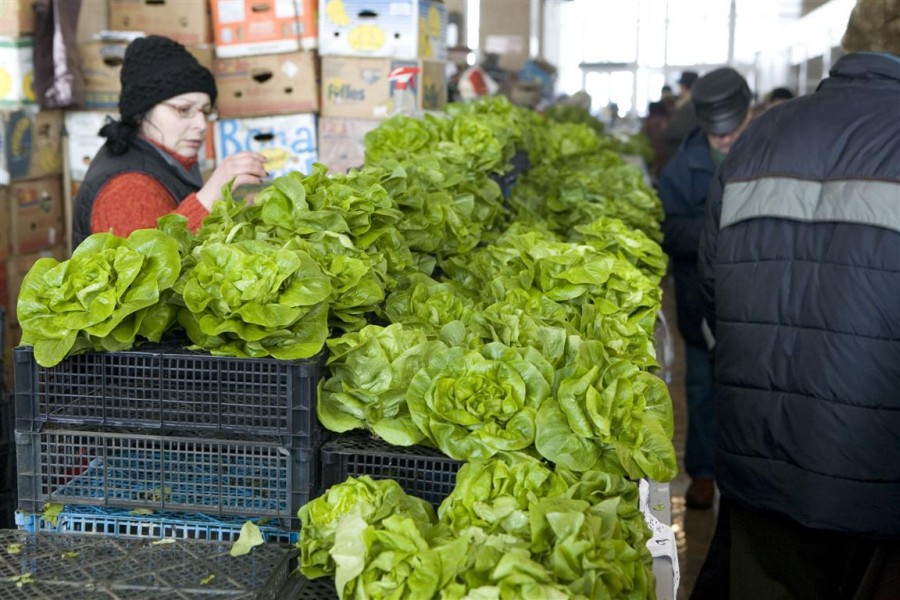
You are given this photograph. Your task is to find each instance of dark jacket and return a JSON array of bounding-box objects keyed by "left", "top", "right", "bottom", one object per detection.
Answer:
[
  {"left": 658, "top": 127, "right": 715, "bottom": 347},
  {"left": 72, "top": 137, "right": 203, "bottom": 249},
  {"left": 698, "top": 52, "right": 900, "bottom": 538}
]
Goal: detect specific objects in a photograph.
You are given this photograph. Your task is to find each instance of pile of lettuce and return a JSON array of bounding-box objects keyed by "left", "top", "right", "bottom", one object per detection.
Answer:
[{"left": 298, "top": 456, "right": 655, "bottom": 599}]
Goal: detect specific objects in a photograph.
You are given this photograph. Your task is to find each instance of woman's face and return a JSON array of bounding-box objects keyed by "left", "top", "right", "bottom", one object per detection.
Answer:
[{"left": 140, "top": 92, "right": 214, "bottom": 158}]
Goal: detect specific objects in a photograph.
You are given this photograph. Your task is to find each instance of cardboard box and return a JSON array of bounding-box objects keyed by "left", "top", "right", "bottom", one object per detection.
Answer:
[
  {"left": 318, "top": 0, "right": 446, "bottom": 60},
  {"left": 214, "top": 51, "right": 319, "bottom": 118},
  {"left": 5, "top": 176, "right": 64, "bottom": 255},
  {"left": 211, "top": 0, "right": 318, "bottom": 58},
  {"left": 0, "top": 38, "right": 34, "bottom": 108},
  {"left": 0, "top": 0, "right": 34, "bottom": 37},
  {"left": 320, "top": 56, "right": 445, "bottom": 119},
  {"left": 109, "top": 0, "right": 212, "bottom": 45},
  {"left": 1, "top": 107, "right": 64, "bottom": 185},
  {"left": 64, "top": 110, "right": 117, "bottom": 182},
  {"left": 317, "top": 116, "right": 379, "bottom": 173},
  {"left": 79, "top": 41, "right": 215, "bottom": 109},
  {"left": 214, "top": 113, "right": 317, "bottom": 180},
  {"left": 77, "top": 0, "right": 109, "bottom": 44}
]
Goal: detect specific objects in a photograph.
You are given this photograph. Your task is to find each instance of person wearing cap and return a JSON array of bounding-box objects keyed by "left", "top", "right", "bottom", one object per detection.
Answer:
[
  {"left": 71, "top": 35, "right": 267, "bottom": 249},
  {"left": 657, "top": 67, "right": 753, "bottom": 511},
  {"left": 698, "top": 0, "right": 900, "bottom": 595}
]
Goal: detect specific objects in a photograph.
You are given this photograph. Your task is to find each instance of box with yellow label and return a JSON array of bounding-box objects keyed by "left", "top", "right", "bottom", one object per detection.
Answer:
[
  {"left": 213, "top": 113, "right": 318, "bottom": 180},
  {"left": 0, "top": 108, "right": 63, "bottom": 186},
  {"left": 0, "top": 38, "right": 35, "bottom": 109},
  {"left": 3, "top": 176, "right": 65, "bottom": 256},
  {"left": 318, "top": 0, "right": 446, "bottom": 60},
  {"left": 320, "top": 56, "right": 445, "bottom": 119}
]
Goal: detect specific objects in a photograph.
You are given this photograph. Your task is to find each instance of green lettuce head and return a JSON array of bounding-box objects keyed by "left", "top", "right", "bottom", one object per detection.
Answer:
[
  {"left": 407, "top": 342, "right": 554, "bottom": 460},
  {"left": 17, "top": 229, "right": 181, "bottom": 366}
]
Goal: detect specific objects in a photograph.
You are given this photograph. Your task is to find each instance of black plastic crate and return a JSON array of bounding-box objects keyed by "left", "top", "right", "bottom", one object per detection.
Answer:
[
  {"left": 1, "top": 391, "right": 11, "bottom": 447},
  {"left": 283, "top": 573, "right": 338, "bottom": 599},
  {"left": 0, "top": 490, "right": 13, "bottom": 530},
  {"left": 13, "top": 344, "right": 324, "bottom": 447},
  {"left": 0, "top": 530, "right": 294, "bottom": 599},
  {"left": 320, "top": 433, "right": 462, "bottom": 507},
  {"left": 0, "top": 439, "right": 13, "bottom": 492},
  {"left": 16, "top": 427, "right": 320, "bottom": 529}
]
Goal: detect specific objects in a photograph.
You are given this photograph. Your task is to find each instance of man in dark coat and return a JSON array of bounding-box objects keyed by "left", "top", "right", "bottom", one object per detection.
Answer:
[
  {"left": 698, "top": 0, "right": 900, "bottom": 596},
  {"left": 657, "top": 67, "right": 752, "bottom": 509}
]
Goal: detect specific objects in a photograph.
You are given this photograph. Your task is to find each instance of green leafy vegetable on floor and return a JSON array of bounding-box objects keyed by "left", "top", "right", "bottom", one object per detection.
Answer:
[
  {"left": 41, "top": 503, "right": 64, "bottom": 527},
  {"left": 230, "top": 522, "right": 264, "bottom": 557},
  {"left": 10, "top": 573, "right": 34, "bottom": 587}
]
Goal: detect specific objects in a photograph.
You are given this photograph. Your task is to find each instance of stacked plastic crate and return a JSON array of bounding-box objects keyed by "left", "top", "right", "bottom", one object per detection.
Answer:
[{"left": 13, "top": 342, "right": 325, "bottom": 542}]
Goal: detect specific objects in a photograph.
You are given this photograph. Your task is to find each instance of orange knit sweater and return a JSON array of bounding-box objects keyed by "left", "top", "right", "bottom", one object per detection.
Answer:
[{"left": 90, "top": 140, "right": 209, "bottom": 238}]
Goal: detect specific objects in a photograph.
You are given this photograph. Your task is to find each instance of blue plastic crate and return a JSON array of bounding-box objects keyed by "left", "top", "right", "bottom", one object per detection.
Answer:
[
  {"left": 14, "top": 343, "right": 324, "bottom": 447},
  {"left": 320, "top": 433, "right": 462, "bottom": 508},
  {"left": 16, "top": 428, "right": 319, "bottom": 529},
  {"left": 15, "top": 505, "right": 297, "bottom": 544}
]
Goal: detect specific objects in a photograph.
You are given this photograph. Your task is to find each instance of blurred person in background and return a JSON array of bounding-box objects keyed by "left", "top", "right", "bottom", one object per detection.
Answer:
[
  {"left": 72, "top": 35, "right": 267, "bottom": 249},
  {"left": 752, "top": 86, "right": 796, "bottom": 119},
  {"left": 765, "top": 86, "right": 795, "bottom": 107},
  {"left": 698, "top": 0, "right": 900, "bottom": 597},
  {"left": 640, "top": 100, "right": 673, "bottom": 184},
  {"left": 657, "top": 67, "right": 753, "bottom": 511},
  {"left": 662, "top": 70, "right": 700, "bottom": 159}
]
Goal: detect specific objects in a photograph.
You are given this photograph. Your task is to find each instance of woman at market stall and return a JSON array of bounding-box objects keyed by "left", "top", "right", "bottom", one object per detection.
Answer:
[{"left": 71, "top": 35, "right": 267, "bottom": 249}]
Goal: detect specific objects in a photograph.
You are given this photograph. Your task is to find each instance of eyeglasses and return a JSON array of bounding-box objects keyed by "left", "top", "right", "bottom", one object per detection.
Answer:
[{"left": 161, "top": 102, "right": 219, "bottom": 122}]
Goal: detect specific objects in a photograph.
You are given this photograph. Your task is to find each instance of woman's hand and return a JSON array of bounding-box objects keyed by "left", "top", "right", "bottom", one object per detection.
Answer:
[{"left": 196, "top": 151, "right": 267, "bottom": 210}]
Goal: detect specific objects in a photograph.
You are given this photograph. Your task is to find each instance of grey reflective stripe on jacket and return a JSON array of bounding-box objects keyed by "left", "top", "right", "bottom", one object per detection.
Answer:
[
  {"left": 721, "top": 177, "right": 900, "bottom": 233},
  {"left": 698, "top": 52, "right": 900, "bottom": 538}
]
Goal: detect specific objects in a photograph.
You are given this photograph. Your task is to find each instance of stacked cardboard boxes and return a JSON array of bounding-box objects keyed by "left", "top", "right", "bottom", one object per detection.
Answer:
[
  {"left": 317, "top": 0, "right": 448, "bottom": 173},
  {"left": 0, "top": 0, "right": 69, "bottom": 385},
  {"left": 209, "top": 0, "right": 320, "bottom": 182}
]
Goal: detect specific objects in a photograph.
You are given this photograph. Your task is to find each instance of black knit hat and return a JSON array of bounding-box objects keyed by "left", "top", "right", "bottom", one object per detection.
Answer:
[
  {"left": 118, "top": 35, "right": 217, "bottom": 123},
  {"left": 692, "top": 67, "right": 751, "bottom": 136}
]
